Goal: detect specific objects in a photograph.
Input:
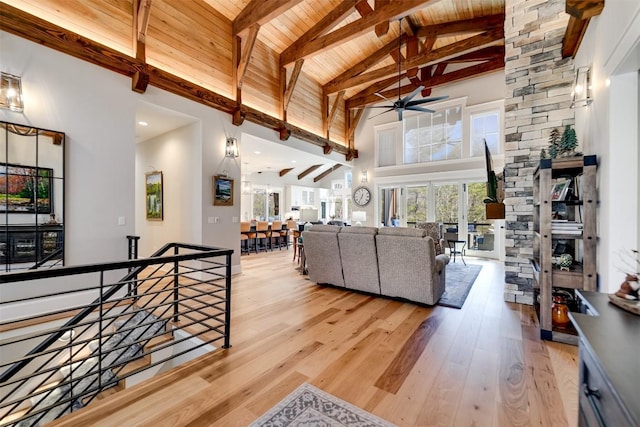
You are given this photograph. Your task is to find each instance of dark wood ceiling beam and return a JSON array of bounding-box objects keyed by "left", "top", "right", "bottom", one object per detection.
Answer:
[
  {"left": 297, "top": 165, "right": 322, "bottom": 180},
  {"left": 314, "top": 164, "right": 343, "bottom": 182},
  {"left": 416, "top": 13, "right": 505, "bottom": 38},
  {"left": 283, "top": 60, "right": 304, "bottom": 111},
  {"left": 279, "top": 168, "right": 294, "bottom": 177},
  {"left": 281, "top": 0, "right": 434, "bottom": 66},
  {"left": 442, "top": 45, "right": 504, "bottom": 63},
  {"left": 346, "top": 108, "right": 364, "bottom": 148},
  {"left": 135, "top": 0, "right": 152, "bottom": 44},
  {"left": 565, "top": 0, "right": 605, "bottom": 19},
  {"left": 236, "top": 24, "right": 260, "bottom": 90},
  {"left": 562, "top": 0, "right": 604, "bottom": 58},
  {"left": 280, "top": 0, "right": 359, "bottom": 68},
  {"left": 374, "top": 0, "right": 392, "bottom": 36},
  {"left": 0, "top": 4, "right": 355, "bottom": 160},
  {"left": 333, "top": 27, "right": 504, "bottom": 93},
  {"left": 346, "top": 56, "right": 504, "bottom": 109},
  {"left": 327, "top": 91, "right": 345, "bottom": 136},
  {"left": 324, "top": 34, "right": 409, "bottom": 95},
  {"left": 233, "top": 0, "right": 302, "bottom": 36}
]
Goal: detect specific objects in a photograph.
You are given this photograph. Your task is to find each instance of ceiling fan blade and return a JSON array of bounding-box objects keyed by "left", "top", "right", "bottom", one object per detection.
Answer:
[
  {"left": 400, "top": 85, "right": 425, "bottom": 104},
  {"left": 406, "top": 106, "right": 435, "bottom": 113},
  {"left": 367, "top": 108, "right": 395, "bottom": 120},
  {"left": 405, "top": 95, "right": 449, "bottom": 108},
  {"left": 374, "top": 92, "right": 395, "bottom": 104},
  {"left": 367, "top": 105, "right": 395, "bottom": 108}
]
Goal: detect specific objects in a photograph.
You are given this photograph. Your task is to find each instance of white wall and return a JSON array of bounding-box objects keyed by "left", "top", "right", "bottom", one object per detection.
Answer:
[
  {"left": 0, "top": 31, "right": 137, "bottom": 265},
  {"left": 136, "top": 122, "right": 201, "bottom": 257},
  {"left": 574, "top": 1, "right": 640, "bottom": 292},
  {"left": 352, "top": 71, "right": 506, "bottom": 226}
]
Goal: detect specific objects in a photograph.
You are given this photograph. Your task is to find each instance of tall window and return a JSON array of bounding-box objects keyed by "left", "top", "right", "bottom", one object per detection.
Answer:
[
  {"left": 406, "top": 186, "right": 428, "bottom": 226},
  {"left": 404, "top": 104, "right": 462, "bottom": 164},
  {"left": 470, "top": 110, "right": 500, "bottom": 157}
]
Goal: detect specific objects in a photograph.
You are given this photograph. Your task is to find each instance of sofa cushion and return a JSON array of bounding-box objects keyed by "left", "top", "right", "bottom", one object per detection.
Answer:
[
  {"left": 302, "top": 226, "right": 345, "bottom": 287},
  {"left": 339, "top": 226, "right": 378, "bottom": 235},
  {"left": 338, "top": 226, "right": 380, "bottom": 294},
  {"left": 378, "top": 227, "right": 426, "bottom": 238},
  {"left": 307, "top": 224, "right": 341, "bottom": 232}
]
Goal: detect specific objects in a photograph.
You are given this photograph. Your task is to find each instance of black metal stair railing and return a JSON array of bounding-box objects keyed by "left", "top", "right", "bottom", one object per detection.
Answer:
[{"left": 0, "top": 242, "right": 233, "bottom": 427}]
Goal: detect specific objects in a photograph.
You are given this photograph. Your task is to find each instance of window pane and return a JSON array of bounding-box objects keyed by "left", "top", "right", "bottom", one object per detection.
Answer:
[
  {"left": 435, "top": 184, "right": 458, "bottom": 225},
  {"left": 471, "top": 111, "right": 500, "bottom": 157},
  {"left": 377, "top": 127, "right": 396, "bottom": 167},
  {"left": 406, "top": 186, "right": 428, "bottom": 226}
]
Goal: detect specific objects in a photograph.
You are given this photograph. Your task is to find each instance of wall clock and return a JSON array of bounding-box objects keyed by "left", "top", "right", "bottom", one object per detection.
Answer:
[{"left": 353, "top": 186, "right": 372, "bottom": 207}]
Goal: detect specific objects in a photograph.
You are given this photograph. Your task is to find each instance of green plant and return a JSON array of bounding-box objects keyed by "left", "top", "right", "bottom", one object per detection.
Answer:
[
  {"left": 559, "top": 125, "right": 578, "bottom": 155},
  {"left": 548, "top": 128, "right": 561, "bottom": 159}
]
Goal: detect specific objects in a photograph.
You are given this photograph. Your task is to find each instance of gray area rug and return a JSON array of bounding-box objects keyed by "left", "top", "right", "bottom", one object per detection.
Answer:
[
  {"left": 249, "top": 383, "right": 396, "bottom": 427},
  {"left": 438, "top": 263, "right": 482, "bottom": 309}
]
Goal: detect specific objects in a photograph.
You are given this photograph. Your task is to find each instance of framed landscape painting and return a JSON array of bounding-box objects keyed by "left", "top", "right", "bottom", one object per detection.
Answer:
[
  {"left": 145, "top": 171, "right": 163, "bottom": 220},
  {"left": 213, "top": 175, "right": 233, "bottom": 206}
]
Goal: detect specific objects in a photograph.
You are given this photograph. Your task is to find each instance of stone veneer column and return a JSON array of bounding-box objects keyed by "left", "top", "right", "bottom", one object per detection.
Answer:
[{"left": 503, "top": 0, "right": 575, "bottom": 304}]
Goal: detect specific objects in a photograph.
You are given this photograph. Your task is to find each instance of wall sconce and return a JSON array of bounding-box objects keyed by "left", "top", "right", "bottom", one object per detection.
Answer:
[
  {"left": 360, "top": 170, "right": 368, "bottom": 184},
  {"left": 1, "top": 72, "right": 24, "bottom": 112},
  {"left": 225, "top": 137, "right": 238, "bottom": 158},
  {"left": 570, "top": 66, "right": 592, "bottom": 108}
]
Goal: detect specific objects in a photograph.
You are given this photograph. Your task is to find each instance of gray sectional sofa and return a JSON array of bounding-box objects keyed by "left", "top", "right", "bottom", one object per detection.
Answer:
[{"left": 302, "top": 225, "right": 450, "bottom": 305}]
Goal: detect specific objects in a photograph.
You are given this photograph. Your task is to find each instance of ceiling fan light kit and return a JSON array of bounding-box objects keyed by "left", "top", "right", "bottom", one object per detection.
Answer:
[{"left": 369, "top": 17, "right": 448, "bottom": 121}]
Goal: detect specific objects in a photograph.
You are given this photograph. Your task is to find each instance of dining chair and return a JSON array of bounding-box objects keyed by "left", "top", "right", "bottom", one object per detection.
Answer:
[{"left": 282, "top": 219, "right": 297, "bottom": 250}]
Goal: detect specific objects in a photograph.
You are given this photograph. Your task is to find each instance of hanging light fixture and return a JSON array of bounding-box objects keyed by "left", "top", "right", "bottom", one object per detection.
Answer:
[
  {"left": 241, "top": 162, "right": 252, "bottom": 194},
  {"left": 570, "top": 66, "right": 592, "bottom": 108},
  {"left": 225, "top": 136, "right": 239, "bottom": 158},
  {"left": 360, "top": 169, "right": 368, "bottom": 184},
  {"left": 0, "top": 72, "right": 24, "bottom": 112}
]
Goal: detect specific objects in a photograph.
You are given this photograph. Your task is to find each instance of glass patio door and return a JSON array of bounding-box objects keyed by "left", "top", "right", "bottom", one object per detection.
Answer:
[{"left": 464, "top": 181, "right": 500, "bottom": 259}]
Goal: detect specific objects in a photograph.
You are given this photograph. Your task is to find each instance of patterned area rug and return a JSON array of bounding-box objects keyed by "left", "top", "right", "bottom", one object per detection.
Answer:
[
  {"left": 249, "top": 383, "right": 396, "bottom": 427},
  {"left": 438, "top": 263, "right": 482, "bottom": 309}
]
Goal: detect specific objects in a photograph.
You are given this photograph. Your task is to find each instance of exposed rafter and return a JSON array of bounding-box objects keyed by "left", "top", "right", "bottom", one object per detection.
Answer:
[
  {"left": 562, "top": 0, "right": 604, "bottom": 58},
  {"left": 0, "top": 4, "right": 355, "bottom": 160},
  {"left": 330, "top": 27, "right": 504, "bottom": 94},
  {"left": 326, "top": 91, "right": 345, "bottom": 137},
  {"left": 314, "top": 164, "right": 342, "bottom": 182},
  {"left": 236, "top": 24, "right": 260, "bottom": 90},
  {"left": 279, "top": 168, "right": 294, "bottom": 177},
  {"left": 283, "top": 60, "right": 304, "bottom": 111},
  {"left": 280, "top": 0, "right": 433, "bottom": 66},
  {"left": 298, "top": 165, "right": 322, "bottom": 180},
  {"left": 346, "top": 53, "right": 504, "bottom": 109},
  {"left": 279, "top": 0, "right": 359, "bottom": 68},
  {"left": 233, "top": 0, "right": 303, "bottom": 36}
]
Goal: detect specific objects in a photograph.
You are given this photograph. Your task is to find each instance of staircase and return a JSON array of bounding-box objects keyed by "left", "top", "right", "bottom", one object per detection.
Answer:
[
  {"left": 0, "top": 242, "right": 233, "bottom": 427},
  {"left": 3, "top": 309, "right": 169, "bottom": 427}
]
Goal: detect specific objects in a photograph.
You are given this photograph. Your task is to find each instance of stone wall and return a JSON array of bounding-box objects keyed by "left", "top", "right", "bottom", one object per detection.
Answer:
[{"left": 503, "top": 0, "right": 575, "bottom": 304}]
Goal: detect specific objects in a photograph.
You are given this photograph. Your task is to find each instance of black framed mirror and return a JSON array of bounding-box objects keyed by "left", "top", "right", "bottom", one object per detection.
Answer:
[{"left": 0, "top": 121, "right": 65, "bottom": 272}]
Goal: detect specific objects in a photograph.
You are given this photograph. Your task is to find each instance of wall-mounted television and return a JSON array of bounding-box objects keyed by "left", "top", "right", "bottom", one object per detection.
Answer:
[{"left": 0, "top": 164, "right": 53, "bottom": 213}]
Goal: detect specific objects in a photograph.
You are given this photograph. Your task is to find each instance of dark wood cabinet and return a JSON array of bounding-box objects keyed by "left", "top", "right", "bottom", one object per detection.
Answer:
[
  {"left": 570, "top": 291, "right": 639, "bottom": 427},
  {"left": 0, "top": 224, "right": 64, "bottom": 269}
]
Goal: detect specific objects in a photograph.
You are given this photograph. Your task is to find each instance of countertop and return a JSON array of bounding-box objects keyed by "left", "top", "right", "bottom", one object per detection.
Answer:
[{"left": 569, "top": 290, "right": 640, "bottom": 425}]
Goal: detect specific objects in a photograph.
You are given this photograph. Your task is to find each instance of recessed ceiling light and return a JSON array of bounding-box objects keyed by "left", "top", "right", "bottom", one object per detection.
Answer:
[
  {"left": 138, "top": 121, "right": 148, "bottom": 126},
  {"left": 254, "top": 151, "right": 261, "bottom": 154},
  {"left": 291, "top": 160, "right": 297, "bottom": 163}
]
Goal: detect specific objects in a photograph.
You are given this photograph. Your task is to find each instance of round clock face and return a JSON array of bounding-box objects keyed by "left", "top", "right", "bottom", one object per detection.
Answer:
[{"left": 353, "top": 186, "right": 371, "bottom": 207}]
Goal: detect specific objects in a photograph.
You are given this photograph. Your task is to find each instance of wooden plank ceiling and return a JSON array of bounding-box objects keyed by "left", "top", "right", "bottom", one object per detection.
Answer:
[{"left": 1, "top": 0, "right": 512, "bottom": 162}]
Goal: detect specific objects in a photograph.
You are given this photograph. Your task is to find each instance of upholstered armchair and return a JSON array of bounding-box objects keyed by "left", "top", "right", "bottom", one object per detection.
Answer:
[{"left": 416, "top": 222, "right": 445, "bottom": 255}]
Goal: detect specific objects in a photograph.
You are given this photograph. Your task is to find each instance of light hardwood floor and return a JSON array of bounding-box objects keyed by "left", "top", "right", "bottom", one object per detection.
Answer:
[{"left": 51, "top": 250, "right": 579, "bottom": 427}]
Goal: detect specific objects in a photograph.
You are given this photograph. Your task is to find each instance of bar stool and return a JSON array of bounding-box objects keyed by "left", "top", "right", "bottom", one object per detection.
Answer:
[
  {"left": 240, "top": 221, "right": 253, "bottom": 254},
  {"left": 268, "top": 220, "right": 283, "bottom": 250},
  {"left": 255, "top": 220, "right": 269, "bottom": 252}
]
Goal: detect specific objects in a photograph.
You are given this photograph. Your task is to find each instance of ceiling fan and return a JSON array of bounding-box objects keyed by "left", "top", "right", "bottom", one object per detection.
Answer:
[{"left": 368, "top": 18, "right": 448, "bottom": 121}]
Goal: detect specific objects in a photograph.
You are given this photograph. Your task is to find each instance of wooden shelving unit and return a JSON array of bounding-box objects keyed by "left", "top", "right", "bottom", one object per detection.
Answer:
[{"left": 532, "top": 155, "right": 597, "bottom": 344}]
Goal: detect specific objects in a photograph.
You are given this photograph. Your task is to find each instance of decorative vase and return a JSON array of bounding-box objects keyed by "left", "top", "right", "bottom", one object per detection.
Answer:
[
  {"left": 558, "top": 253, "right": 573, "bottom": 271},
  {"left": 552, "top": 294, "right": 571, "bottom": 328}
]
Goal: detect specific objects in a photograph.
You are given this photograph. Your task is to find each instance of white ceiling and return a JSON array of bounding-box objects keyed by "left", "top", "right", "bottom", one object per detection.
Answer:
[{"left": 135, "top": 102, "right": 349, "bottom": 184}]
